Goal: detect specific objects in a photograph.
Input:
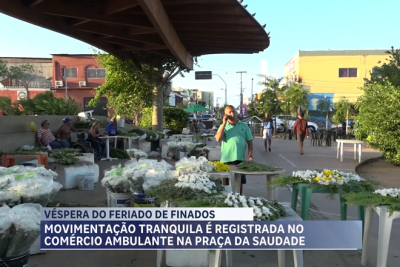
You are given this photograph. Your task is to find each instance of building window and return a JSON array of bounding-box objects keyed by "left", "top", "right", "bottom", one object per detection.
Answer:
[
  {"left": 339, "top": 68, "right": 357, "bottom": 78},
  {"left": 87, "top": 68, "right": 106, "bottom": 78},
  {"left": 64, "top": 68, "right": 77, "bottom": 78}
]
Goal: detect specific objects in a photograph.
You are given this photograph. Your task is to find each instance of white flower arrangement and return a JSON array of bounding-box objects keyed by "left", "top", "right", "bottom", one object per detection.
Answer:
[
  {"left": 167, "top": 141, "right": 196, "bottom": 152},
  {"left": 175, "top": 173, "right": 217, "bottom": 194},
  {"left": 195, "top": 146, "right": 210, "bottom": 152},
  {"left": 292, "top": 169, "right": 362, "bottom": 186},
  {"left": 126, "top": 148, "right": 148, "bottom": 160},
  {"left": 374, "top": 188, "right": 400, "bottom": 198},
  {"left": 175, "top": 156, "right": 215, "bottom": 173},
  {"left": 102, "top": 160, "right": 175, "bottom": 193},
  {"left": 223, "top": 193, "right": 282, "bottom": 221}
]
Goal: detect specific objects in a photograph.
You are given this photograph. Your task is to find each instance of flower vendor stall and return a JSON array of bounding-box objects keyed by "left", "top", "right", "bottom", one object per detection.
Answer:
[
  {"left": 269, "top": 169, "right": 377, "bottom": 234},
  {"left": 229, "top": 162, "right": 285, "bottom": 200},
  {"left": 163, "top": 141, "right": 196, "bottom": 160},
  {"left": 145, "top": 170, "right": 303, "bottom": 267},
  {"left": 345, "top": 188, "right": 400, "bottom": 267},
  {"left": 101, "top": 159, "right": 177, "bottom": 207}
]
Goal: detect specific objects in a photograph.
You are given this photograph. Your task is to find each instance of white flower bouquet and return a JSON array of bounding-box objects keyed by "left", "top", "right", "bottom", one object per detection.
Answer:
[
  {"left": 126, "top": 148, "right": 148, "bottom": 160},
  {"left": 0, "top": 165, "right": 62, "bottom": 207},
  {"left": 291, "top": 169, "right": 362, "bottom": 185},
  {"left": 223, "top": 193, "right": 286, "bottom": 221},
  {"left": 175, "top": 156, "right": 215, "bottom": 173},
  {"left": 167, "top": 141, "right": 196, "bottom": 152},
  {"left": 175, "top": 173, "right": 218, "bottom": 194}
]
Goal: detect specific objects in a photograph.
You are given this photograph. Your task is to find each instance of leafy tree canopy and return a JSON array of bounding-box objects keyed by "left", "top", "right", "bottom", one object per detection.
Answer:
[
  {"left": 365, "top": 46, "right": 400, "bottom": 87},
  {"left": 0, "top": 59, "right": 36, "bottom": 90},
  {"left": 89, "top": 51, "right": 195, "bottom": 123},
  {"left": 355, "top": 47, "right": 400, "bottom": 164}
]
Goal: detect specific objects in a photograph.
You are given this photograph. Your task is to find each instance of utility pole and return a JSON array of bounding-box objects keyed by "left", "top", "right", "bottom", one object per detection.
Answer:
[
  {"left": 251, "top": 78, "right": 254, "bottom": 106},
  {"left": 236, "top": 71, "right": 246, "bottom": 116}
]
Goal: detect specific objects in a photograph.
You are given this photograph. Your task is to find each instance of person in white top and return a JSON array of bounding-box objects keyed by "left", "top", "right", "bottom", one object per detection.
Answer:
[{"left": 260, "top": 113, "right": 274, "bottom": 152}]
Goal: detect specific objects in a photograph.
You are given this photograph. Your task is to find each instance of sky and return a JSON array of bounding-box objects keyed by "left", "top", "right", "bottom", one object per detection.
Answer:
[{"left": 0, "top": 0, "right": 399, "bottom": 107}]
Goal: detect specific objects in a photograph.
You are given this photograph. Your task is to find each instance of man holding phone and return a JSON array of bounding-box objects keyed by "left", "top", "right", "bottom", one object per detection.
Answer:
[{"left": 215, "top": 105, "right": 254, "bottom": 195}]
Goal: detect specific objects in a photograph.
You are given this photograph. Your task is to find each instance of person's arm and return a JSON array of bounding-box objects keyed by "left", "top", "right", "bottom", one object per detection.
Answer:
[
  {"left": 55, "top": 125, "right": 62, "bottom": 138},
  {"left": 292, "top": 120, "right": 298, "bottom": 132},
  {"left": 245, "top": 124, "right": 254, "bottom": 162},
  {"left": 36, "top": 130, "right": 44, "bottom": 147},
  {"left": 247, "top": 141, "right": 253, "bottom": 162},
  {"left": 215, "top": 116, "right": 227, "bottom": 142}
]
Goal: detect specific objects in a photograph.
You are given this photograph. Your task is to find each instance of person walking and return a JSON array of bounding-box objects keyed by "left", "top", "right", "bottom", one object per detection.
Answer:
[
  {"left": 215, "top": 105, "right": 253, "bottom": 195},
  {"left": 292, "top": 111, "right": 309, "bottom": 155},
  {"left": 261, "top": 112, "right": 274, "bottom": 152}
]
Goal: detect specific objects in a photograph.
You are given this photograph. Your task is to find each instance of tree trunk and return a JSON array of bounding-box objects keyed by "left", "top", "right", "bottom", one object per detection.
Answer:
[
  {"left": 152, "top": 85, "right": 163, "bottom": 132},
  {"left": 346, "top": 109, "right": 349, "bottom": 135},
  {"left": 326, "top": 113, "right": 328, "bottom": 130}
]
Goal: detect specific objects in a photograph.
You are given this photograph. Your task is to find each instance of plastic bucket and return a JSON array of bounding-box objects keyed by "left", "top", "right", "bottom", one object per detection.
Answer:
[
  {"left": 132, "top": 193, "right": 156, "bottom": 207},
  {"left": 78, "top": 173, "right": 95, "bottom": 191},
  {"left": 0, "top": 253, "right": 30, "bottom": 267},
  {"left": 107, "top": 189, "right": 131, "bottom": 207}
]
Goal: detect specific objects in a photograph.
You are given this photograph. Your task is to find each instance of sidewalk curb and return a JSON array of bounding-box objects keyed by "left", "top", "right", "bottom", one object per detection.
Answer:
[{"left": 354, "top": 155, "right": 384, "bottom": 175}]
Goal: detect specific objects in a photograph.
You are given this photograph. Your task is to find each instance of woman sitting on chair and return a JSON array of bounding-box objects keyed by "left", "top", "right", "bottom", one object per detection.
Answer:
[{"left": 87, "top": 122, "right": 106, "bottom": 161}]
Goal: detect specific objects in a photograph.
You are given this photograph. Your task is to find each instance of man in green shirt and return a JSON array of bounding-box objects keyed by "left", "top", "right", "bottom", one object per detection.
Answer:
[{"left": 215, "top": 105, "right": 253, "bottom": 195}]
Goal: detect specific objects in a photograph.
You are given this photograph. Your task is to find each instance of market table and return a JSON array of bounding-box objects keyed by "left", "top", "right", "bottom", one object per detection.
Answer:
[
  {"left": 362, "top": 205, "right": 400, "bottom": 267},
  {"left": 229, "top": 167, "right": 286, "bottom": 201},
  {"left": 171, "top": 134, "right": 194, "bottom": 142},
  {"left": 98, "top": 136, "right": 118, "bottom": 161},
  {"left": 212, "top": 203, "right": 303, "bottom": 267},
  {"left": 2, "top": 153, "right": 49, "bottom": 169},
  {"left": 117, "top": 136, "right": 139, "bottom": 149},
  {"left": 336, "top": 139, "right": 364, "bottom": 163}
]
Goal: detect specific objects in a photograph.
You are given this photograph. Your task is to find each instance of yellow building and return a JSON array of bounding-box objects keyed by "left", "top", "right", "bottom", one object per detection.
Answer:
[{"left": 283, "top": 50, "right": 389, "bottom": 111}]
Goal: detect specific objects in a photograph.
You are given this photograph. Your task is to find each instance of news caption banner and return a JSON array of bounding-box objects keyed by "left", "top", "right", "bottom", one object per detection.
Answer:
[{"left": 40, "top": 208, "right": 362, "bottom": 250}]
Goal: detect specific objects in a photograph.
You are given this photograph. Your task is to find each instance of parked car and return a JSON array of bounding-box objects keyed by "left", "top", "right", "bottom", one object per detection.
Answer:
[
  {"left": 200, "top": 114, "right": 215, "bottom": 121},
  {"left": 275, "top": 115, "right": 319, "bottom": 132}
]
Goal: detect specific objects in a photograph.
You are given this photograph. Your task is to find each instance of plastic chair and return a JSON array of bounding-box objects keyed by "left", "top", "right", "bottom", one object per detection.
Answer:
[{"left": 362, "top": 206, "right": 400, "bottom": 267}]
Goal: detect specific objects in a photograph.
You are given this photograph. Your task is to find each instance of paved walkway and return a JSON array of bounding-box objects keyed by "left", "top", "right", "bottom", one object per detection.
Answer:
[{"left": 30, "top": 137, "right": 400, "bottom": 267}]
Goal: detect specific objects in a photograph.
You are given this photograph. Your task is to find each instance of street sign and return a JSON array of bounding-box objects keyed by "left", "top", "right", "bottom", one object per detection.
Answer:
[{"left": 195, "top": 71, "right": 212, "bottom": 80}]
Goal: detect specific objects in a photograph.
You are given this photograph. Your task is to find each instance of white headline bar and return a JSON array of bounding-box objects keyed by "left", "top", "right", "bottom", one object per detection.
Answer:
[{"left": 41, "top": 208, "right": 254, "bottom": 221}]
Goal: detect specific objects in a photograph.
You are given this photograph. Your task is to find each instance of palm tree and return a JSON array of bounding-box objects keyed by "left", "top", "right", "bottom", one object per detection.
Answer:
[
  {"left": 317, "top": 97, "right": 335, "bottom": 130},
  {"left": 259, "top": 76, "right": 284, "bottom": 134},
  {"left": 334, "top": 97, "right": 355, "bottom": 135}
]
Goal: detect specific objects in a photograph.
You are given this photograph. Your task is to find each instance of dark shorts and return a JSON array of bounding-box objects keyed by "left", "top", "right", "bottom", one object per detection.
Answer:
[
  {"left": 297, "top": 134, "right": 306, "bottom": 142},
  {"left": 225, "top": 160, "right": 247, "bottom": 184}
]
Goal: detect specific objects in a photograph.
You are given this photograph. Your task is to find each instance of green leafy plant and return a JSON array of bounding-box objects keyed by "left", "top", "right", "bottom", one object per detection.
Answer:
[
  {"left": 0, "top": 97, "right": 24, "bottom": 115},
  {"left": 164, "top": 107, "right": 189, "bottom": 134},
  {"left": 237, "top": 162, "right": 282, "bottom": 172},
  {"left": 355, "top": 48, "right": 400, "bottom": 164},
  {"left": 146, "top": 177, "right": 225, "bottom": 206},
  {"left": 49, "top": 149, "right": 83, "bottom": 165},
  {"left": 110, "top": 147, "right": 130, "bottom": 159},
  {"left": 345, "top": 191, "right": 400, "bottom": 215}
]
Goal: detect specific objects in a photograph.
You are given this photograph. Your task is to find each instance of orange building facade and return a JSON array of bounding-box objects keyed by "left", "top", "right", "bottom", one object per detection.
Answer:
[{"left": 0, "top": 54, "right": 110, "bottom": 116}]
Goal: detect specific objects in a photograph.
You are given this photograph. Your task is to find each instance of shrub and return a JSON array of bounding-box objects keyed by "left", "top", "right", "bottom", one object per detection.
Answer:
[
  {"left": 139, "top": 107, "right": 188, "bottom": 134},
  {"left": 139, "top": 107, "right": 152, "bottom": 130},
  {"left": 164, "top": 107, "right": 188, "bottom": 134}
]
